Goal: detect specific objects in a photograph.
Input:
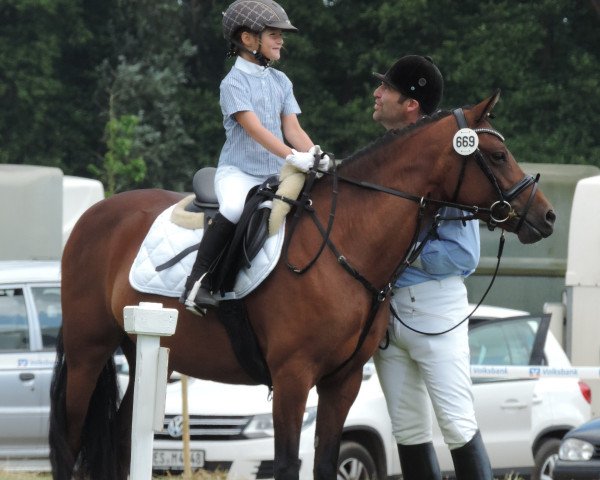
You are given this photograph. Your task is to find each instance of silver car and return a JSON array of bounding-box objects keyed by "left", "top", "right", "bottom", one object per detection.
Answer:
[{"left": 0, "top": 260, "right": 61, "bottom": 470}]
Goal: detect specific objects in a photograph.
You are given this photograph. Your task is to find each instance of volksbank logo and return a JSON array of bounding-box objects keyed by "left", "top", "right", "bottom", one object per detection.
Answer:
[
  {"left": 471, "top": 366, "right": 508, "bottom": 375},
  {"left": 529, "top": 367, "right": 578, "bottom": 377}
]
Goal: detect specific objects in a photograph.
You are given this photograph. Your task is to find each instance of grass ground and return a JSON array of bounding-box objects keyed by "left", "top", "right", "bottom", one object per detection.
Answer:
[
  {"left": 0, "top": 472, "right": 525, "bottom": 480},
  {"left": 0, "top": 472, "right": 227, "bottom": 480}
]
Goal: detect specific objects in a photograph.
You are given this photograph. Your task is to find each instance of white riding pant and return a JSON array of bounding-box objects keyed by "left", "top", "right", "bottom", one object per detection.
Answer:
[
  {"left": 373, "top": 276, "right": 478, "bottom": 450},
  {"left": 215, "top": 165, "right": 271, "bottom": 223}
]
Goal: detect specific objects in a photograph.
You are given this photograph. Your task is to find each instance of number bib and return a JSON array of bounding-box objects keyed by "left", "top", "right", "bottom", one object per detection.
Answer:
[{"left": 453, "top": 128, "right": 479, "bottom": 156}]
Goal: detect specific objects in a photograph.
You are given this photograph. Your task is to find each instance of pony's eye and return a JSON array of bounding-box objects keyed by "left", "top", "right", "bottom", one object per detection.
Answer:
[{"left": 491, "top": 152, "right": 506, "bottom": 163}]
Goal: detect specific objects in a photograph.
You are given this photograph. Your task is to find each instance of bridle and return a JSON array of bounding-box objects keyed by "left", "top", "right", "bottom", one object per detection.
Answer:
[{"left": 451, "top": 108, "right": 539, "bottom": 233}]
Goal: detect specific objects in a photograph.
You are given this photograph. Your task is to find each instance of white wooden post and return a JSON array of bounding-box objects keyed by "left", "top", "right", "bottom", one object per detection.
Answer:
[{"left": 124, "top": 302, "right": 178, "bottom": 480}]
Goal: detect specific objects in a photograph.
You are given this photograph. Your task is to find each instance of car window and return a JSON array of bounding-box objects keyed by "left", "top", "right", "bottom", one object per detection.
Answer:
[
  {"left": 470, "top": 318, "right": 537, "bottom": 366},
  {"left": 0, "top": 288, "right": 30, "bottom": 351},
  {"left": 469, "top": 315, "right": 550, "bottom": 383},
  {"left": 32, "top": 287, "right": 62, "bottom": 349}
]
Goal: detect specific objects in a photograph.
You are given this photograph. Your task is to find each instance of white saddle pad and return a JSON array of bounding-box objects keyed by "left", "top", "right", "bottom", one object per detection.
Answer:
[{"left": 129, "top": 204, "right": 285, "bottom": 300}]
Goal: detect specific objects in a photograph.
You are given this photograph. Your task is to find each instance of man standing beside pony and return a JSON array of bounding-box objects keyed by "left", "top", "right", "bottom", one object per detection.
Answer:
[{"left": 371, "top": 54, "right": 493, "bottom": 480}]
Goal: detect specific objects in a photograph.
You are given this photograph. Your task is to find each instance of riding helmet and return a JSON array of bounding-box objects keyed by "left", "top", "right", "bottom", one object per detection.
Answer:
[
  {"left": 373, "top": 55, "right": 444, "bottom": 115},
  {"left": 222, "top": 0, "right": 298, "bottom": 41}
]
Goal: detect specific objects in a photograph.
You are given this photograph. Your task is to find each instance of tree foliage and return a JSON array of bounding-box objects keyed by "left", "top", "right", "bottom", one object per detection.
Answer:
[
  {"left": 1, "top": 0, "right": 598, "bottom": 192},
  {"left": 88, "top": 102, "right": 145, "bottom": 196}
]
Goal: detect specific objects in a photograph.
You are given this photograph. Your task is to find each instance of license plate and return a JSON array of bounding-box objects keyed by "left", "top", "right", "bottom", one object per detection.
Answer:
[{"left": 153, "top": 449, "right": 205, "bottom": 468}]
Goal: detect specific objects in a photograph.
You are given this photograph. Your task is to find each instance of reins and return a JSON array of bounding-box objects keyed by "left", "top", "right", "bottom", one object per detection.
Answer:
[{"left": 389, "top": 228, "right": 507, "bottom": 337}]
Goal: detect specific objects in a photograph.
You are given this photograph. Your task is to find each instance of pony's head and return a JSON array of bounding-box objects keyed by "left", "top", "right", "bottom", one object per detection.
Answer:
[{"left": 440, "top": 90, "right": 555, "bottom": 244}]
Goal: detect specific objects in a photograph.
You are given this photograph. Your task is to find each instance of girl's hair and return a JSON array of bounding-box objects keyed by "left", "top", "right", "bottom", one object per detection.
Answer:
[{"left": 227, "top": 27, "right": 256, "bottom": 58}]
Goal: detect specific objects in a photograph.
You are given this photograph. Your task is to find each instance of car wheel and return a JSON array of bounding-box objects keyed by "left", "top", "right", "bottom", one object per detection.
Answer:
[
  {"left": 532, "top": 437, "right": 561, "bottom": 480},
  {"left": 337, "top": 441, "right": 378, "bottom": 480}
]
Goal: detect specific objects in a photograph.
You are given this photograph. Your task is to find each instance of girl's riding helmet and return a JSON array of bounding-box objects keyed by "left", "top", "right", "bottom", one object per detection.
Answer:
[{"left": 222, "top": 0, "right": 298, "bottom": 41}]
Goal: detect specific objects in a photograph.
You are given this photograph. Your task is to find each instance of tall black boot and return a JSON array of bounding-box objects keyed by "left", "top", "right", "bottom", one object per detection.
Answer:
[
  {"left": 450, "top": 430, "right": 493, "bottom": 480},
  {"left": 398, "top": 442, "right": 442, "bottom": 480},
  {"left": 179, "top": 213, "right": 236, "bottom": 315}
]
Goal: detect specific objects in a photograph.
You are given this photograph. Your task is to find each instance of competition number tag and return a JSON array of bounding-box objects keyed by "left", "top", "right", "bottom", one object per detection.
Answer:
[{"left": 453, "top": 128, "right": 479, "bottom": 156}]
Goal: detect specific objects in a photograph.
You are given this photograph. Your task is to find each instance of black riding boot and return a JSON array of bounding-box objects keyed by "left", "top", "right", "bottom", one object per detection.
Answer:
[
  {"left": 179, "top": 213, "right": 236, "bottom": 315},
  {"left": 450, "top": 431, "right": 493, "bottom": 480},
  {"left": 397, "top": 442, "right": 442, "bottom": 480}
]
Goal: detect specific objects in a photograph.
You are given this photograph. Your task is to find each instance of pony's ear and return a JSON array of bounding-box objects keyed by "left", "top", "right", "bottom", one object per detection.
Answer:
[{"left": 474, "top": 89, "right": 501, "bottom": 124}]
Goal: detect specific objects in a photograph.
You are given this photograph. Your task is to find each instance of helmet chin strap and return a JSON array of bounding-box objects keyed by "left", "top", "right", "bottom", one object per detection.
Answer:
[{"left": 252, "top": 49, "right": 271, "bottom": 67}]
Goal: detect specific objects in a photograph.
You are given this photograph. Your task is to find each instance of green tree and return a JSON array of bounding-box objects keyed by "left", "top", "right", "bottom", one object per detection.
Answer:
[
  {"left": 93, "top": 0, "right": 198, "bottom": 193},
  {"left": 0, "top": 0, "right": 107, "bottom": 170},
  {"left": 88, "top": 94, "right": 145, "bottom": 196},
  {"left": 1, "top": 0, "right": 598, "bottom": 190}
]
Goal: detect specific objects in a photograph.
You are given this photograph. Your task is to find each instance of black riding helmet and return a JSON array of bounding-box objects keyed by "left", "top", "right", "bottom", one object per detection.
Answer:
[
  {"left": 373, "top": 55, "right": 444, "bottom": 115},
  {"left": 222, "top": 0, "right": 297, "bottom": 65}
]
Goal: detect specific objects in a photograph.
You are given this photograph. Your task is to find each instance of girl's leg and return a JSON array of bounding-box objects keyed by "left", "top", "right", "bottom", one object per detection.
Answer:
[{"left": 181, "top": 166, "right": 267, "bottom": 314}]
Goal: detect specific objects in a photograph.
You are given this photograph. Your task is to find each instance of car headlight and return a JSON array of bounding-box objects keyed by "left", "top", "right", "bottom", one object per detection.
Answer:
[
  {"left": 243, "top": 406, "right": 317, "bottom": 439},
  {"left": 559, "top": 438, "right": 595, "bottom": 461}
]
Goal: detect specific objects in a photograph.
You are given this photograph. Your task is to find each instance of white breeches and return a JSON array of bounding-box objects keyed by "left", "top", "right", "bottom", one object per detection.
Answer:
[
  {"left": 374, "top": 276, "right": 478, "bottom": 449},
  {"left": 214, "top": 165, "right": 271, "bottom": 223}
]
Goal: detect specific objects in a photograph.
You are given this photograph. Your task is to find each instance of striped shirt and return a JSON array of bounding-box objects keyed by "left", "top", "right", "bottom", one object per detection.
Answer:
[{"left": 218, "top": 56, "right": 301, "bottom": 176}]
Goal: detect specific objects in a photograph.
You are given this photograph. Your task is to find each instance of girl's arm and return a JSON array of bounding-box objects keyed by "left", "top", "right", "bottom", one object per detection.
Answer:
[
  {"left": 281, "top": 113, "right": 313, "bottom": 152},
  {"left": 235, "top": 111, "right": 295, "bottom": 158}
]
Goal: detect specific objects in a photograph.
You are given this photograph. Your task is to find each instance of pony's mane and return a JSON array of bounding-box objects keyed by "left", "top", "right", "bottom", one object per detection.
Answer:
[{"left": 340, "top": 109, "right": 453, "bottom": 168}]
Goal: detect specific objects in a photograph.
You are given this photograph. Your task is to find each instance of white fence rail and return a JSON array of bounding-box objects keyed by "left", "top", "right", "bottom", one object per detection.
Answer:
[{"left": 470, "top": 365, "right": 600, "bottom": 379}]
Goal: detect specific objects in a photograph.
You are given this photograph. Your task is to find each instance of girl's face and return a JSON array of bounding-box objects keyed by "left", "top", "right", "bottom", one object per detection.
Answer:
[{"left": 258, "top": 28, "right": 284, "bottom": 61}]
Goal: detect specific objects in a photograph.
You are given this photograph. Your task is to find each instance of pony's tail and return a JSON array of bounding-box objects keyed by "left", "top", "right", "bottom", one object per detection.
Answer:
[
  {"left": 78, "top": 355, "right": 121, "bottom": 479},
  {"left": 49, "top": 329, "right": 122, "bottom": 479},
  {"left": 49, "top": 329, "right": 75, "bottom": 480}
]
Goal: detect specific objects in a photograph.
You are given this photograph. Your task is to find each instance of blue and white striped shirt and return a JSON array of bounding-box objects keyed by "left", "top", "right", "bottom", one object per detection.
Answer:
[
  {"left": 395, "top": 207, "right": 481, "bottom": 287},
  {"left": 218, "top": 56, "right": 302, "bottom": 176}
]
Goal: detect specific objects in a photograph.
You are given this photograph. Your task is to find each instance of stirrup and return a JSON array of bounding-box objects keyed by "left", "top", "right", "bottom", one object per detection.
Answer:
[
  {"left": 179, "top": 273, "right": 200, "bottom": 305},
  {"left": 184, "top": 278, "right": 206, "bottom": 316},
  {"left": 186, "top": 302, "right": 207, "bottom": 317},
  {"left": 184, "top": 276, "right": 218, "bottom": 316}
]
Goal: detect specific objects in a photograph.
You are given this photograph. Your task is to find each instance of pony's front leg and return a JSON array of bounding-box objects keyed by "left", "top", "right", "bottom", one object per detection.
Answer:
[
  {"left": 313, "top": 368, "right": 364, "bottom": 480},
  {"left": 271, "top": 371, "right": 312, "bottom": 480}
]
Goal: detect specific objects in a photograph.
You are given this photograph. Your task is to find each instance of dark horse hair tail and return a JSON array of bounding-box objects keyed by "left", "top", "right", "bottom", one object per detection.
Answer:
[{"left": 49, "top": 328, "right": 121, "bottom": 480}]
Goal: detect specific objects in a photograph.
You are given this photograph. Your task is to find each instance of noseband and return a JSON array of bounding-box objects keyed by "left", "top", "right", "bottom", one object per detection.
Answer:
[{"left": 452, "top": 108, "right": 539, "bottom": 233}]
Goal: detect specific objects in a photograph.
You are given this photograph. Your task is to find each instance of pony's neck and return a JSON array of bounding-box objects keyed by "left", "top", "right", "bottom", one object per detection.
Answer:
[
  {"left": 341, "top": 124, "right": 442, "bottom": 194},
  {"left": 320, "top": 120, "right": 450, "bottom": 286}
]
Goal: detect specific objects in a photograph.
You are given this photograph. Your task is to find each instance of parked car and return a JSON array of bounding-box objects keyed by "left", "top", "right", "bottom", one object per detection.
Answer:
[
  {"left": 152, "top": 306, "right": 592, "bottom": 480},
  {"left": 0, "top": 261, "right": 591, "bottom": 478},
  {"left": 435, "top": 308, "right": 592, "bottom": 480},
  {"left": 0, "top": 260, "right": 125, "bottom": 472},
  {"left": 553, "top": 417, "right": 600, "bottom": 480},
  {"left": 0, "top": 260, "right": 62, "bottom": 471}
]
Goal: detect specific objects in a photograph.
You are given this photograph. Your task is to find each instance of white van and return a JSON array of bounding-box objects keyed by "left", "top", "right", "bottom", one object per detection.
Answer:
[{"left": 152, "top": 307, "right": 591, "bottom": 480}]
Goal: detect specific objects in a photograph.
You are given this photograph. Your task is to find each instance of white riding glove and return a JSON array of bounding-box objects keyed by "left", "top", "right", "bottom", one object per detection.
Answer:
[
  {"left": 308, "top": 145, "right": 332, "bottom": 171},
  {"left": 285, "top": 149, "right": 315, "bottom": 172}
]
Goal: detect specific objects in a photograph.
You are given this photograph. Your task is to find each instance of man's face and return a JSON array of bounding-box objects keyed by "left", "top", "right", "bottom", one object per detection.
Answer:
[{"left": 372, "top": 82, "right": 411, "bottom": 130}]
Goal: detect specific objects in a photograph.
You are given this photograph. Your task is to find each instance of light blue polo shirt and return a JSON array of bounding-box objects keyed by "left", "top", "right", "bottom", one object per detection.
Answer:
[
  {"left": 218, "top": 56, "right": 302, "bottom": 177},
  {"left": 395, "top": 207, "right": 481, "bottom": 287}
]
